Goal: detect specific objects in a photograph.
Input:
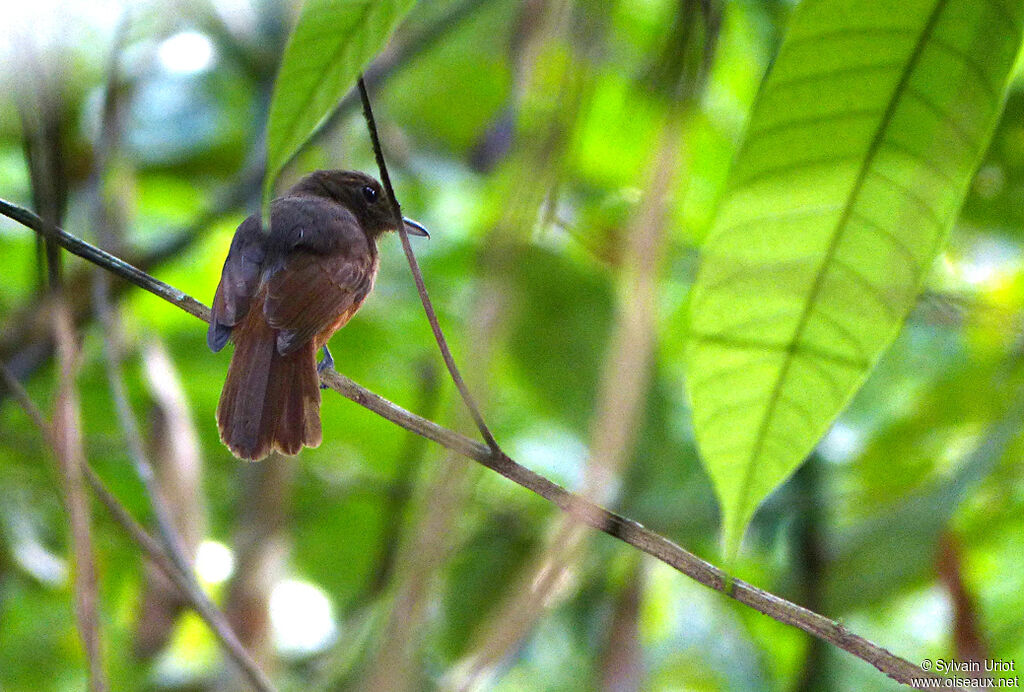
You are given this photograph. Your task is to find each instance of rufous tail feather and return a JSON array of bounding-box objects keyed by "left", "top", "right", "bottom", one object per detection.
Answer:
[{"left": 216, "top": 305, "right": 322, "bottom": 461}]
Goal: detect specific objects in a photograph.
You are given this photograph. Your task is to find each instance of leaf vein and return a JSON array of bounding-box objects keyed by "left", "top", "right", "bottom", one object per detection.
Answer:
[
  {"left": 743, "top": 109, "right": 880, "bottom": 149},
  {"left": 687, "top": 332, "right": 870, "bottom": 371},
  {"left": 879, "top": 138, "right": 959, "bottom": 188},
  {"left": 710, "top": 205, "right": 844, "bottom": 245},
  {"left": 866, "top": 169, "right": 945, "bottom": 229},
  {"left": 729, "top": 0, "right": 953, "bottom": 545},
  {"left": 848, "top": 211, "right": 923, "bottom": 276},
  {"left": 806, "top": 306, "right": 872, "bottom": 361},
  {"left": 768, "top": 61, "right": 904, "bottom": 93},
  {"left": 925, "top": 37, "right": 1000, "bottom": 101},
  {"left": 903, "top": 85, "right": 982, "bottom": 149},
  {"left": 732, "top": 154, "right": 861, "bottom": 192}
]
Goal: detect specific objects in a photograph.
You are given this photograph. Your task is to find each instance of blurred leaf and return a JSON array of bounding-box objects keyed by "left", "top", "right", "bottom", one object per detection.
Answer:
[
  {"left": 440, "top": 511, "right": 538, "bottom": 657},
  {"left": 263, "top": 0, "right": 417, "bottom": 212},
  {"left": 827, "top": 405, "right": 1020, "bottom": 612},
  {"left": 960, "top": 90, "right": 1024, "bottom": 234},
  {"left": 620, "top": 369, "right": 717, "bottom": 547},
  {"left": 685, "top": 0, "right": 1024, "bottom": 560},
  {"left": 505, "top": 245, "right": 614, "bottom": 433},
  {"left": 385, "top": 0, "right": 516, "bottom": 155},
  {"left": 826, "top": 381, "right": 1024, "bottom": 612}
]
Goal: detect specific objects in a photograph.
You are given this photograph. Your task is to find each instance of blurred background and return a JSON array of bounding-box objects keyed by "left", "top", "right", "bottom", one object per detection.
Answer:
[{"left": 1, "top": 0, "right": 1023, "bottom": 690}]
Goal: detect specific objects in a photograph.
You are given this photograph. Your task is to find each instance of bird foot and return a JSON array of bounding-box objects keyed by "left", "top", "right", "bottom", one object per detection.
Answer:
[{"left": 317, "top": 346, "right": 335, "bottom": 389}]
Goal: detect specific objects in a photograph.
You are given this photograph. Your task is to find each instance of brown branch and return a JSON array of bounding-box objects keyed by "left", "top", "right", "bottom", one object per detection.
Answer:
[
  {"left": 0, "top": 198, "right": 211, "bottom": 323},
  {"left": 19, "top": 49, "right": 107, "bottom": 687},
  {"left": 357, "top": 76, "right": 501, "bottom": 452},
  {"left": 84, "top": 468, "right": 275, "bottom": 692},
  {"left": 936, "top": 532, "right": 989, "bottom": 667},
  {"left": 51, "top": 307, "right": 107, "bottom": 692},
  {"left": 0, "top": 200, "right": 957, "bottom": 690},
  {"left": 598, "top": 557, "right": 646, "bottom": 692},
  {"left": 0, "top": 361, "right": 276, "bottom": 692}
]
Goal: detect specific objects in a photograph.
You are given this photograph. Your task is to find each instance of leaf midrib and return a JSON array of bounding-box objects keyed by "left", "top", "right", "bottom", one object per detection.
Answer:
[{"left": 728, "top": 0, "right": 954, "bottom": 547}]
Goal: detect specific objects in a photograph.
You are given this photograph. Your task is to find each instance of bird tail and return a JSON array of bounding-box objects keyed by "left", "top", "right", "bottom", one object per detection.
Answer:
[{"left": 216, "top": 306, "right": 322, "bottom": 461}]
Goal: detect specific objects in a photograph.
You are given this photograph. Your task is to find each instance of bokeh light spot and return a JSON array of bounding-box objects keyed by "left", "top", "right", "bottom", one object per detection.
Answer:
[{"left": 158, "top": 31, "right": 215, "bottom": 75}]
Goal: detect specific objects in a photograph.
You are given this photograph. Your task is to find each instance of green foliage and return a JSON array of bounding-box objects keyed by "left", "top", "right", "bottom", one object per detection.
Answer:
[
  {"left": 263, "top": 0, "right": 417, "bottom": 215},
  {"left": 3, "top": 0, "right": 1024, "bottom": 689},
  {"left": 685, "top": 0, "right": 1024, "bottom": 560},
  {"left": 505, "top": 245, "right": 614, "bottom": 432}
]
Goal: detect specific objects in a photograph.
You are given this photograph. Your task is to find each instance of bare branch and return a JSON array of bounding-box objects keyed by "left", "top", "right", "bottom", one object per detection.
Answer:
[
  {"left": 51, "top": 306, "right": 107, "bottom": 692},
  {"left": 0, "top": 198, "right": 211, "bottom": 323},
  {"left": 86, "top": 9, "right": 202, "bottom": 600},
  {"left": 0, "top": 201, "right": 955, "bottom": 690},
  {"left": 18, "top": 45, "right": 107, "bottom": 686},
  {"left": 598, "top": 558, "right": 646, "bottom": 692},
  {"left": 84, "top": 469, "right": 276, "bottom": 692}
]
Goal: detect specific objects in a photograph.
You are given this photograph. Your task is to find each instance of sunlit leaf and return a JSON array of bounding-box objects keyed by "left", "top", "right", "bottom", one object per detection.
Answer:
[
  {"left": 685, "top": 0, "right": 1024, "bottom": 560},
  {"left": 263, "top": 0, "right": 417, "bottom": 215}
]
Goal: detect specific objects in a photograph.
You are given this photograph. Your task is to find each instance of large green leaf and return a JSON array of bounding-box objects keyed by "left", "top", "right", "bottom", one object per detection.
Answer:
[
  {"left": 685, "top": 0, "right": 1024, "bottom": 560},
  {"left": 263, "top": 0, "right": 416, "bottom": 210}
]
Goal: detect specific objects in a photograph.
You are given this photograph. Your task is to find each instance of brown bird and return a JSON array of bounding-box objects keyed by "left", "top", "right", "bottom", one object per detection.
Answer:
[{"left": 208, "top": 169, "right": 428, "bottom": 461}]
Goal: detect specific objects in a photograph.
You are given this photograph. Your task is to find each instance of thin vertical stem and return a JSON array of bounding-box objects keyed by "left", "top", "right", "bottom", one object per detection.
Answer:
[{"left": 357, "top": 76, "right": 501, "bottom": 453}]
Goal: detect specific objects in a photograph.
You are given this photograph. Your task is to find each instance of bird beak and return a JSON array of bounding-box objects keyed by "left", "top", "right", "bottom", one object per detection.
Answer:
[{"left": 402, "top": 217, "right": 430, "bottom": 238}]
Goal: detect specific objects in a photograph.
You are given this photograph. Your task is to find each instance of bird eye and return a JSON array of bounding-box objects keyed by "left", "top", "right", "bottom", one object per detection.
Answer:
[{"left": 362, "top": 185, "right": 378, "bottom": 203}]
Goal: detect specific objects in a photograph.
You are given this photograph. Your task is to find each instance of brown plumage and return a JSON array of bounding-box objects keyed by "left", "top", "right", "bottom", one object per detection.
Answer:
[{"left": 208, "top": 169, "right": 427, "bottom": 461}]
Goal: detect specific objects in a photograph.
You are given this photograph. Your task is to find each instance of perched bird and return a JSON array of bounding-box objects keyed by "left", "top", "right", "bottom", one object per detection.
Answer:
[{"left": 208, "top": 169, "right": 428, "bottom": 461}]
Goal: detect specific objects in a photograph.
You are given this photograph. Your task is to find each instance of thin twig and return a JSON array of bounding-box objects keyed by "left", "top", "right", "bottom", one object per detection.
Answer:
[
  {"left": 357, "top": 76, "right": 501, "bottom": 452},
  {"left": 0, "top": 361, "right": 276, "bottom": 692},
  {"left": 0, "top": 198, "right": 210, "bottom": 322},
  {"left": 0, "top": 204, "right": 957, "bottom": 690},
  {"left": 51, "top": 307, "right": 107, "bottom": 692},
  {"left": 19, "top": 49, "right": 107, "bottom": 686},
  {"left": 80, "top": 469, "right": 274, "bottom": 692},
  {"left": 95, "top": 266, "right": 202, "bottom": 588}
]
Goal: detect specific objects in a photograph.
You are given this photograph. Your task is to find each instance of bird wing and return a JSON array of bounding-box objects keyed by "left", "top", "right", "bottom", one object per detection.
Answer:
[
  {"left": 209, "top": 196, "right": 375, "bottom": 354},
  {"left": 263, "top": 249, "right": 376, "bottom": 355},
  {"left": 208, "top": 214, "right": 266, "bottom": 352}
]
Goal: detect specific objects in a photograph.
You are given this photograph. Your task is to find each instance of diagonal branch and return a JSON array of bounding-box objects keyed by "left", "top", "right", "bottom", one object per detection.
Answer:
[{"left": 0, "top": 198, "right": 955, "bottom": 690}]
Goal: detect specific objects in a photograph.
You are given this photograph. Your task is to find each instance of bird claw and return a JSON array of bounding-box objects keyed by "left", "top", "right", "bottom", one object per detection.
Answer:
[{"left": 317, "top": 346, "right": 334, "bottom": 389}]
